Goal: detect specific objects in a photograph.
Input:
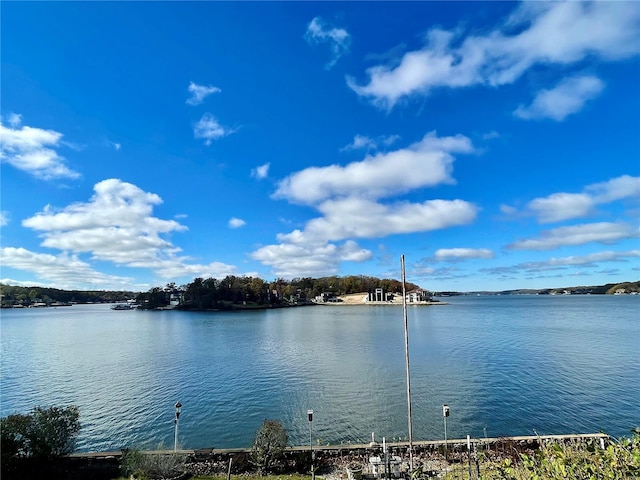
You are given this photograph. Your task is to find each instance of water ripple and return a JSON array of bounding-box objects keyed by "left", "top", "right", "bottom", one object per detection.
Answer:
[{"left": 1, "top": 296, "right": 638, "bottom": 451}]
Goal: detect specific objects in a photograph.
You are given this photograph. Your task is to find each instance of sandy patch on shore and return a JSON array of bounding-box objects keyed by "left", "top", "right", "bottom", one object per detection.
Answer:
[{"left": 336, "top": 293, "right": 370, "bottom": 304}]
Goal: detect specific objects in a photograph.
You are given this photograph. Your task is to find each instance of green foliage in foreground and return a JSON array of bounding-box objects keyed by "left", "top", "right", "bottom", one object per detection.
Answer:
[
  {"left": 442, "top": 433, "right": 640, "bottom": 479},
  {"left": 1, "top": 406, "right": 81, "bottom": 479},
  {"left": 1, "top": 406, "right": 80, "bottom": 461},
  {"left": 251, "top": 419, "right": 289, "bottom": 473}
]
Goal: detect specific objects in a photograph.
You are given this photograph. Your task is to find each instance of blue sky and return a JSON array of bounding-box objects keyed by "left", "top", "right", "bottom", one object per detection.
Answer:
[{"left": 1, "top": 1, "right": 639, "bottom": 292}]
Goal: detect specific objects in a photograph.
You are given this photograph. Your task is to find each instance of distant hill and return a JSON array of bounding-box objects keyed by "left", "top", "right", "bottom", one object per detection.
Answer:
[
  {"left": 604, "top": 281, "right": 640, "bottom": 295},
  {"left": 435, "top": 281, "right": 640, "bottom": 296}
]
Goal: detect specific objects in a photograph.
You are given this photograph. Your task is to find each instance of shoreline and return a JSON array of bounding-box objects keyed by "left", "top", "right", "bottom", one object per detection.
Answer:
[{"left": 315, "top": 293, "right": 448, "bottom": 306}]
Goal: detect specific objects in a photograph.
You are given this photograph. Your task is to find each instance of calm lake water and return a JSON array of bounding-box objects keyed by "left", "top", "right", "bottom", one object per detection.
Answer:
[{"left": 1, "top": 295, "right": 639, "bottom": 452}]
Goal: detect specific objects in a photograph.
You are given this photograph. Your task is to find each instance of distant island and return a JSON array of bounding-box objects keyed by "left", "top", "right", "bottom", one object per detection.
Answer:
[
  {"left": 0, "top": 275, "right": 421, "bottom": 310},
  {"left": 1, "top": 278, "right": 638, "bottom": 309}
]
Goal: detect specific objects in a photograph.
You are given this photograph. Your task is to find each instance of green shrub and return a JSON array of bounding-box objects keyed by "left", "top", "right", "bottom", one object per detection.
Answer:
[
  {"left": 251, "top": 419, "right": 288, "bottom": 473},
  {"left": 1, "top": 406, "right": 81, "bottom": 478},
  {"left": 1, "top": 405, "right": 80, "bottom": 461}
]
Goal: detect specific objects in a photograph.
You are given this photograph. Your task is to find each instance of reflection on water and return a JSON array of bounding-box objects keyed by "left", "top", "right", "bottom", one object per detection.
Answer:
[{"left": 1, "top": 296, "right": 638, "bottom": 451}]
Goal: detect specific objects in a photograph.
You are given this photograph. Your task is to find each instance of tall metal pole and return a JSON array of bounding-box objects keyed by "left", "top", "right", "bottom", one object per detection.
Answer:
[
  {"left": 443, "top": 405, "right": 448, "bottom": 461},
  {"left": 401, "top": 255, "right": 414, "bottom": 471},
  {"left": 308, "top": 410, "right": 314, "bottom": 480}
]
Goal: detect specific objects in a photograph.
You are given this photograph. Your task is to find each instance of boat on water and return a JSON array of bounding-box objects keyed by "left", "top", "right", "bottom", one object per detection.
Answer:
[{"left": 111, "top": 304, "right": 136, "bottom": 310}]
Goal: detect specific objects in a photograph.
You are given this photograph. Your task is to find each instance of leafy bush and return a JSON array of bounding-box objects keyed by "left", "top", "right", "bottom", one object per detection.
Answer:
[
  {"left": 120, "top": 448, "right": 187, "bottom": 480},
  {"left": 1, "top": 405, "right": 80, "bottom": 461},
  {"left": 251, "top": 419, "right": 288, "bottom": 473}
]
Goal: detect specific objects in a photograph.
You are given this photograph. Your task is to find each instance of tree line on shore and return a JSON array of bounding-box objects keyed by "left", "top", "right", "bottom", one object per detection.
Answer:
[
  {"left": 137, "top": 275, "right": 422, "bottom": 310},
  {"left": 0, "top": 284, "right": 136, "bottom": 308}
]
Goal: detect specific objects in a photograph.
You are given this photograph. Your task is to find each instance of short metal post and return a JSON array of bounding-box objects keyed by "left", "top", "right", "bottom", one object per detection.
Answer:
[
  {"left": 467, "top": 435, "right": 472, "bottom": 478},
  {"left": 174, "top": 401, "right": 182, "bottom": 451}
]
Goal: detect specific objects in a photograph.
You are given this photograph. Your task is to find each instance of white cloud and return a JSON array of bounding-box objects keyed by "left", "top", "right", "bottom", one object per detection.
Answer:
[
  {"left": 527, "top": 192, "right": 594, "bottom": 223},
  {"left": 0, "top": 247, "right": 136, "bottom": 290},
  {"left": 482, "top": 131, "right": 500, "bottom": 141},
  {"left": 186, "top": 81, "right": 221, "bottom": 106},
  {"left": 519, "top": 250, "right": 640, "bottom": 271},
  {"left": 252, "top": 240, "right": 372, "bottom": 278},
  {"left": 514, "top": 75, "right": 604, "bottom": 121},
  {"left": 113, "top": 142, "right": 121, "bottom": 151},
  {"left": 524, "top": 175, "right": 640, "bottom": 223},
  {"left": 342, "top": 135, "right": 376, "bottom": 151},
  {"left": 0, "top": 211, "right": 8, "bottom": 227},
  {"left": 305, "top": 16, "right": 351, "bottom": 69},
  {"left": 0, "top": 117, "right": 80, "bottom": 180},
  {"left": 141, "top": 258, "right": 245, "bottom": 281},
  {"left": 8, "top": 113, "right": 22, "bottom": 128},
  {"left": 193, "top": 113, "right": 236, "bottom": 145},
  {"left": 434, "top": 248, "right": 494, "bottom": 262},
  {"left": 275, "top": 131, "right": 474, "bottom": 204},
  {"left": 22, "top": 179, "right": 186, "bottom": 265},
  {"left": 251, "top": 163, "right": 270, "bottom": 179},
  {"left": 482, "top": 250, "right": 640, "bottom": 276},
  {"left": 257, "top": 132, "right": 479, "bottom": 277},
  {"left": 229, "top": 217, "right": 246, "bottom": 229},
  {"left": 1, "top": 278, "right": 52, "bottom": 288},
  {"left": 341, "top": 134, "right": 401, "bottom": 152},
  {"left": 586, "top": 175, "right": 640, "bottom": 203},
  {"left": 507, "top": 222, "right": 639, "bottom": 250},
  {"left": 278, "top": 197, "right": 478, "bottom": 244},
  {"left": 500, "top": 204, "right": 518, "bottom": 216},
  {"left": 347, "top": 1, "right": 640, "bottom": 109},
  {"left": 14, "top": 179, "right": 245, "bottom": 284},
  {"left": 410, "top": 264, "right": 471, "bottom": 282}
]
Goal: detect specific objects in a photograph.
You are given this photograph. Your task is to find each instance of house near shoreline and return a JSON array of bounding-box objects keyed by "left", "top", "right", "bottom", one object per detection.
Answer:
[
  {"left": 368, "top": 288, "right": 392, "bottom": 302},
  {"left": 315, "top": 291, "right": 340, "bottom": 303},
  {"left": 406, "top": 288, "right": 432, "bottom": 303},
  {"left": 367, "top": 287, "right": 433, "bottom": 303},
  {"left": 314, "top": 288, "right": 435, "bottom": 304}
]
